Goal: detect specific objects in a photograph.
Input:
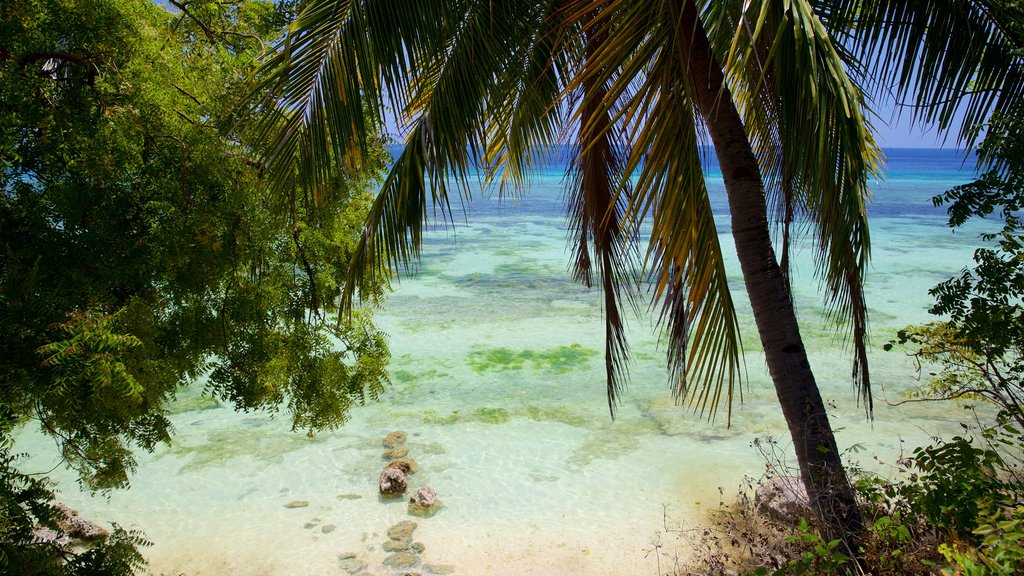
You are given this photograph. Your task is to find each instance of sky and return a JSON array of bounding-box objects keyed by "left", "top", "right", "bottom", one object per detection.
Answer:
[
  {"left": 869, "top": 94, "right": 967, "bottom": 149},
  {"left": 384, "top": 98, "right": 966, "bottom": 151}
]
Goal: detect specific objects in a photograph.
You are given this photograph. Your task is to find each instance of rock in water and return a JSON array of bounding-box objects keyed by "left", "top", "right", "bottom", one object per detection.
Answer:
[
  {"left": 386, "top": 520, "right": 418, "bottom": 542},
  {"left": 383, "top": 551, "right": 418, "bottom": 568},
  {"left": 385, "top": 457, "right": 419, "bottom": 475},
  {"left": 754, "top": 476, "right": 811, "bottom": 525},
  {"left": 383, "top": 431, "right": 407, "bottom": 448},
  {"left": 408, "top": 486, "right": 441, "bottom": 518},
  {"left": 383, "top": 445, "right": 410, "bottom": 459},
  {"left": 409, "top": 486, "right": 437, "bottom": 507},
  {"left": 52, "top": 502, "right": 109, "bottom": 541},
  {"left": 379, "top": 467, "right": 408, "bottom": 496},
  {"left": 284, "top": 500, "right": 310, "bottom": 509},
  {"left": 382, "top": 539, "right": 410, "bottom": 552}
]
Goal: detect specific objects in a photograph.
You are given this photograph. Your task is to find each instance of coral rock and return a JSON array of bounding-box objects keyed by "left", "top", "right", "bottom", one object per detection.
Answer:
[
  {"left": 52, "top": 503, "right": 109, "bottom": 541},
  {"left": 409, "top": 486, "right": 437, "bottom": 507},
  {"left": 386, "top": 520, "right": 418, "bottom": 542},
  {"left": 284, "top": 500, "right": 310, "bottom": 509},
  {"left": 385, "top": 457, "right": 418, "bottom": 475},
  {"left": 383, "top": 445, "right": 410, "bottom": 459},
  {"left": 379, "top": 467, "right": 408, "bottom": 496},
  {"left": 382, "top": 539, "right": 410, "bottom": 552},
  {"left": 383, "top": 551, "right": 418, "bottom": 568},
  {"left": 408, "top": 486, "right": 441, "bottom": 517},
  {"left": 754, "top": 476, "right": 811, "bottom": 525},
  {"left": 383, "top": 431, "right": 407, "bottom": 448}
]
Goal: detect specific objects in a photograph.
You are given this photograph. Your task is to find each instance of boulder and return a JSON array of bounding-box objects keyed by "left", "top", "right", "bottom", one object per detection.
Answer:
[
  {"left": 754, "top": 476, "right": 811, "bottom": 525},
  {"left": 379, "top": 467, "right": 408, "bottom": 496},
  {"left": 408, "top": 486, "right": 441, "bottom": 517},
  {"left": 52, "top": 503, "right": 109, "bottom": 541},
  {"left": 383, "top": 431, "right": 408, "bottom": 448},
  {"left": 30, "top": 527, "right": 73, "bottom": 547},
  {"left": 409, "top": 486, "right": 437, "bottom": 507},
  {"left": 385, "top": 457, "right": 418, "bottom": 475}
]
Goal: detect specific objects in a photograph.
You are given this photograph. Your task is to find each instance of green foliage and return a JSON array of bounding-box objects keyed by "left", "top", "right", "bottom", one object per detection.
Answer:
[
  {"left": 0, "top": 0, "right": 390, "bottom": 572},
  {"left": 885, "top": 109, "right": 1024, "bottom": 431},
  {"left": 773, "top": 519, "right": 852, "bottom": 575},
  {"left": 940, "top": 506, "right": 1024, "bottom": 576}
]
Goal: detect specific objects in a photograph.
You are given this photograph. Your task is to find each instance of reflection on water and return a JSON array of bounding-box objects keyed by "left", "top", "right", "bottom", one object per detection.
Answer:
[{"left": 16, "top": 150, "right": 984, "bottom": 575}]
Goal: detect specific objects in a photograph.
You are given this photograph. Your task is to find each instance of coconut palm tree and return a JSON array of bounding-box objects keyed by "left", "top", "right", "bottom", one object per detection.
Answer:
[{"left": 249, "top": 0, "right": 878, "bottom": 549}]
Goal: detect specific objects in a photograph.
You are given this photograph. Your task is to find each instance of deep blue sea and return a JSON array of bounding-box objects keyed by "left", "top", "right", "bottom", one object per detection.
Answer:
[{"left": 17, "top": 148, "right": 986, "bottom": 575}]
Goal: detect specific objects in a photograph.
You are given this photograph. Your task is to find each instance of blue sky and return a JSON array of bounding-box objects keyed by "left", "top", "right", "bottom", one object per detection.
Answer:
[
  {"left": 870, "top": 96, "right": 964, "bottom": 149},
  {"left": 384, "top": 100, "right": 964, "bottom": 150}
]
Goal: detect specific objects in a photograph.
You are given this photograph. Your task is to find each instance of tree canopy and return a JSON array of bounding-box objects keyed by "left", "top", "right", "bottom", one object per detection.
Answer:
[{"left": 1, "top": 0, "right": 390, "bottom": 570}]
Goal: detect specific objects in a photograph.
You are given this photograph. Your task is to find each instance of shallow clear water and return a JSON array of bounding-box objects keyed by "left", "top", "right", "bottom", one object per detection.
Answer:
[{"left": 16, "top": 149, "right": 989, "bottom": 575}]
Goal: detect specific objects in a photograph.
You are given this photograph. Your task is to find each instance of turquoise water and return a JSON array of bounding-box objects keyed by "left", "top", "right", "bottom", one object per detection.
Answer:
[{"left": 16, "top": 149, "right": 987, "bottom": 575}]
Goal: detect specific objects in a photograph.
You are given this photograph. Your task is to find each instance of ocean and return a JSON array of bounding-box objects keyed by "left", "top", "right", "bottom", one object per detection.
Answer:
[{"left": 15, "top": 148, "right": 986, "bottom": 575}]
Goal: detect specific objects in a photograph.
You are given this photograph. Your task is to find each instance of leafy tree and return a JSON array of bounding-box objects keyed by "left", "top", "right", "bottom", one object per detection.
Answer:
[{"left": 0, "top": 0, "right": 390, "bottom": 570}]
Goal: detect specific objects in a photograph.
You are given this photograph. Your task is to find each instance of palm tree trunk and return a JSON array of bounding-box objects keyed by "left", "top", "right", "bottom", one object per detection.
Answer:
[{"left": 676, "top": 0, "right": 865, "bottom": 552}]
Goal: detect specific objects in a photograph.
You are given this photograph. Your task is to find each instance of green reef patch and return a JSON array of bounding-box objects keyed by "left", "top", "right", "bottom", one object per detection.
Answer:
[
  {"left": 526, "top": 405, "right": 590, "bottom": 427},
  {"left": 466, "top": 344, "right": 597, "bottom": 374},
  {"left": 473, "top": 407, "right": 510, "bottom": 424},
  {"left": 417, "top": 404, "right": 590, "bottom": 428},
  {"left": 391, "top": 368, "right": 445, "bottom": 383},
  {"left": 419, "top": 407, "right": 510, "bottom": 425}
]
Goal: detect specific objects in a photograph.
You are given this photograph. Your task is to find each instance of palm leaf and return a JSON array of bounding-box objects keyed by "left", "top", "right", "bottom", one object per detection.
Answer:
[
  {"left": 570, "top": 0, "right": 744, "bottom": 421},
  {"left": 718, "top": 0, "right": 880, "bottom": 413},
  {"left": 818, "top": 0, "right": 1024, "bottom": 163}
]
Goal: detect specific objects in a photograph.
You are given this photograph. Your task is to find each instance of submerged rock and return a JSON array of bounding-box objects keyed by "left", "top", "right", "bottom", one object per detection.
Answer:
[
  {"left": 284, "top": 500, "right": 310, "bottom": 509},
  {"left": 321, "top": 524, "right": 336, "bottom": 534},
  {"left": 411, "top": 542, "right": 426, "bottom": 554},
  {"left": 754, "top": 476, "right": 811, "bottom": 525},
  {"left": 385, "top": 457, "right": 419, "bottom": 475},
  {"left": 383, "top": 551, "right": 418, "bottom": 568},
  {"left": 383, "top": 431, "right": 408, "bottom": 448},
  {"left": 382, "top": 539, "right": 410, "bottom": 552},
  {"left": 379, "top": 468, "right": 408, "bottom": 496},
  {"left": 424, "top": 564, "right": 455, "bottom": 575},
  {"left": 337, "top": 492, "right": 363, "bottom": 500},
  {"left": 383, "top": 445, "right": 410, "bottom": 459},
  {"left": 387, "top": 520, "right": 418, "bottom": 542},
  {"left": 338, "top": 556, "right": 367, "bottom": 573}
]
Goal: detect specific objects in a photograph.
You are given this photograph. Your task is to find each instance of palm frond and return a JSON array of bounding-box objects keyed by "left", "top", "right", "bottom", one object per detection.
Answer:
[
  {"left": 342, "top": 1, "right": 544, "bottom": 308},
  {"left": 817, "top": 0, "right": 1024, "bottom": 161},
  {"left": 721, "top": 0, "right": 880, "bottom": 413},
  {"left": 574, "top": 0, "right": 744, "bottom": 422},
  {"left": 559, "top": 4, "right": 641, "bottom": 416},
  {"left": 483, "top": 1, "right": 568, "bottom": 194}
]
